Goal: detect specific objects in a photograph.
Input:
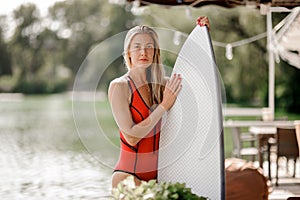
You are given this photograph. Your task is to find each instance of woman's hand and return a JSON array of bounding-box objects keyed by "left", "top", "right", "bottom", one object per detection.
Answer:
[
  {"left": 161, "top": 74, "right": 182, "bottom": 111},
  {"left": 196, "top": 16, "right": 210, "bottom": 31}
]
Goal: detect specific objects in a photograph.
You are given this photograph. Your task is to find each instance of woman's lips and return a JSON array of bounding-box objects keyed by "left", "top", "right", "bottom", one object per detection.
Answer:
[{"left": 139, "top": 59, "right": 149, "bottom": 62}]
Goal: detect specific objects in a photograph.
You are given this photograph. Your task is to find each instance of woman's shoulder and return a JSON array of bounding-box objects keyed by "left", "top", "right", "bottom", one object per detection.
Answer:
[
  {"left": 108, "top": 75, "right": 130, "bottom": 101},
  {"left": 110, "top": 75, "right": 128, "bottom": 86},
  {"left": 109, "top": 75, "right": 129, "bottom": 93}
]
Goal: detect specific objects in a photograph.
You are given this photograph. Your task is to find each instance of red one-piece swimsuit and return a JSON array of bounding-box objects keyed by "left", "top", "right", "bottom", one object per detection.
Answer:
[{"left": 113, "top": 76, "right": 161, "bottom": 181}]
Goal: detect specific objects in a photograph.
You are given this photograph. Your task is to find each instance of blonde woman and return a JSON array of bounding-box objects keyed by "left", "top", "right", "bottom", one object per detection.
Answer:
[{"left": 109, "top": 17, "right": 209, "bottom": 188}]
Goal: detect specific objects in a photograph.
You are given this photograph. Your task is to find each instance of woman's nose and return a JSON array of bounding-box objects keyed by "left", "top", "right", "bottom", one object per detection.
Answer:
[{"left": 140, "top": 47, "right": 146, "bottom": 55}]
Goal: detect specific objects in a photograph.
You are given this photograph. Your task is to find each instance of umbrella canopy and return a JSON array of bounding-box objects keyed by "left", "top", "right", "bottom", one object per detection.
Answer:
[
  {"left": 123, "top": 0, "right": 300, "bottom": 9},
  {"left": 274, "top": 7, "right": 300, "bottom": 69}
]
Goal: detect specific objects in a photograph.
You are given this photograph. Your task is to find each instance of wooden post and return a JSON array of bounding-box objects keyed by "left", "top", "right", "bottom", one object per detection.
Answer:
[{"left": 295, "top": 120, "right": 300, "bottom": 156}]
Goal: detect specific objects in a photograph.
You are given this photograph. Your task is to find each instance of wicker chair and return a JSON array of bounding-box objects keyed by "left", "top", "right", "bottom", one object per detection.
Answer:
[{"left": 267, "top": 127, "right": 299, "bottom": 186}]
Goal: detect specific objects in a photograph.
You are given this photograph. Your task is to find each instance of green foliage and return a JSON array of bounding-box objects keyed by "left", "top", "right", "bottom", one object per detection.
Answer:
[
  {"left": 14, "top": 76, "right": 69, "bottom": 94},
  {"left": 111, "top": 176, "right": 207, "bottom": 200},
  {"left": 0, "top": 75, "right": 17, "bottom": 92},
  {"left": 48, "top": 0, "right": 134, "bottom": 73},
  {"left": 275, "top": 61, "right": 300, "bottom": 113},
  {"left": 0, "top": 16, "right": 12, "bottom": 76},
  {"left": 9, "top": 3, "right": 45, "bottom": 84},
  {"left": 142, "top": 5, "right": 269, "bottom": 106}
]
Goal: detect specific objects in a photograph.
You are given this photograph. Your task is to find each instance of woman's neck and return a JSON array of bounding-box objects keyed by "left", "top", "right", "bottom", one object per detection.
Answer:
[{"left": 128, "top": 68, "right": 148, "bottom": 84}]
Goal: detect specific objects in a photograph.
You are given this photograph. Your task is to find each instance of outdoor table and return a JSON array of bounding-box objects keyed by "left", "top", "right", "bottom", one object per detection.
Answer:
[
  {"left": 223, "top": 120, "right": 295, "bottom": 168},
  {"left": 223, "top": 120, "right": 295, "bottom": 128}
]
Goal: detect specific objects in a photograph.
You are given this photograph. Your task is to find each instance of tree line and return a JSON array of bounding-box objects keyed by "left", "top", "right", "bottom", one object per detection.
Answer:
[{"left": 0, "top": 0, "right": 299, "bottom": 113}]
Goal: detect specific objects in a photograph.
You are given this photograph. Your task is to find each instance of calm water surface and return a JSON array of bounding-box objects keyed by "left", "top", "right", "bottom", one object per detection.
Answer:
[{"left": 0, "top": 94, "right": 117, "bottom": 199}]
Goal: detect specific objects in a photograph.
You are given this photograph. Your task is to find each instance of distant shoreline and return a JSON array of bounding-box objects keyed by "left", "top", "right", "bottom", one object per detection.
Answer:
[{"left": 0, "top": 93, "right": 24, "bottom": 102}]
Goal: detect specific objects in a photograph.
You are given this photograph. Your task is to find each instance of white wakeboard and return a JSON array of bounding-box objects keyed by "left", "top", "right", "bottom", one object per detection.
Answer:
[{"left": 158, "top": 25, "right": 225, "bottom": 199}]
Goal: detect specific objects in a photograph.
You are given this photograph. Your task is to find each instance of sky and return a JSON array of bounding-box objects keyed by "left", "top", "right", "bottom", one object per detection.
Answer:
[{"left": 0, "top": 0, "right": 65, "bottom": 16}]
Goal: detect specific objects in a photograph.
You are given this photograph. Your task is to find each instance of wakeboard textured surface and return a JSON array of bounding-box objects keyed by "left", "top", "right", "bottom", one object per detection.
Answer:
[{"left": 158, "top": 25, "right": 225, "bottom": 199}]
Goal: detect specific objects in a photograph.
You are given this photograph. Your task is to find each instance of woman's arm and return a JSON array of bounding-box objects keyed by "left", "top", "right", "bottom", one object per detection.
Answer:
[{"left": 108, "top": 74, "right": 182, "bottom": 146}]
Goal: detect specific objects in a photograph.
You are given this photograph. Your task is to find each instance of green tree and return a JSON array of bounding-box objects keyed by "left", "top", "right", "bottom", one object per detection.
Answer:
[
  {"left": 276, "top": 61, "right": 300, "bottom": 113},
  {"left": 0, "top": 15, "right": 12, "bottom": 76},
  {"left": 48, "top": 0, "right": 134, "bottom": 74},
  {"left": 9, "top": 3, "right": 43, "bottom": 82},
  {"left": 8, "top": 3, "right": 71, "bottom": 93},
  {"left": 201, "top": 6, "right": 267, "bottom": 105}
]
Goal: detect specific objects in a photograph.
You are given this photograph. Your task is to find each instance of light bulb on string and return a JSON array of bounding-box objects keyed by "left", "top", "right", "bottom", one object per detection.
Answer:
[
  {"left": 226, "top": 44, "right": 233, "bottom": 60},
  {"left": 173, "top": 31, "right": 181, "bottom": 46},
  {"left": 185, "top": 7, "right": 192, "bottom": 19},
  {"left": 131, "top": 0, "right": 150, "bottom": 15}
]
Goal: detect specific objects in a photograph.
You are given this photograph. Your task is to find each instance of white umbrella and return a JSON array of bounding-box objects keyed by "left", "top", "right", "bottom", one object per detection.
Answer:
[{"left": 274, "top": 7, "right": 300, "bottom": 69}]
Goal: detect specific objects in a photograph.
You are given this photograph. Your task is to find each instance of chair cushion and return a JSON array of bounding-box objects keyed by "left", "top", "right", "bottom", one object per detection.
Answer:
[{"left": 225, "top": 158, "right": 270, "bottom": 200}]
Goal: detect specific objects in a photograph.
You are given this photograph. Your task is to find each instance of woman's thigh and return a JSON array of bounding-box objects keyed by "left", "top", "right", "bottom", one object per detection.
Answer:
[{"left": 111, "top": 172, "right": 141, "bottom": 188}]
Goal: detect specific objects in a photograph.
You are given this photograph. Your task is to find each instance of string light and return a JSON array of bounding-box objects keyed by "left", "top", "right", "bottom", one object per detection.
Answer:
[
  {"left": 225, "top": 44, "right": 233, "bottom": 60},
  {"left": 108, "top": 0, "right": 126, "bottom": 5},
  {"left": 149, "top": 8, "right": 268, "bottom": 60},
  {"left": 173, "top": 31, "right": 182, "bottom": 46},
  {"left": 214, "top": 32, "right": 267, "bottom": 60},
  {"left": 111, "top": 1, "right": 299, "bottom": 69},
  {"left": 121, "top": 2, "right": 268, "bottom": 60},
  {"left": 131, "top": 0, "right": 151, "bottom": 15},
  {"left": 185, "top": 7, "right": 193, "bottom": 19}
]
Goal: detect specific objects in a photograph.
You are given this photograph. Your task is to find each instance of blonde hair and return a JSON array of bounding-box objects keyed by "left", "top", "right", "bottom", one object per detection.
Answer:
[{"left": 123, "top": 25, "right": 165, "bottom": 105}]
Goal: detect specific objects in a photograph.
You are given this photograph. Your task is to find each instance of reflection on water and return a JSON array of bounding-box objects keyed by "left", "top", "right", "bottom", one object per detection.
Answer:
[{"left": 0, "top": 94, "right": 115, "bottom": 199}]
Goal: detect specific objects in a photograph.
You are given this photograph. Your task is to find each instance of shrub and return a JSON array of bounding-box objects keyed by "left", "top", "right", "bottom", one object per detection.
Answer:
[
  {"left": 14, "top": 77, "right": 69, "bottom": 94},
  {"left": 110, "top": 176, "right": 207, "bottom": 200}
]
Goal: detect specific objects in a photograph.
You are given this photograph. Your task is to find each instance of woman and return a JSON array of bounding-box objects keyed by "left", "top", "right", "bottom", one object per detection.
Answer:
[{"left": 108, "top": 17, "right": 209, "bottom": 188}]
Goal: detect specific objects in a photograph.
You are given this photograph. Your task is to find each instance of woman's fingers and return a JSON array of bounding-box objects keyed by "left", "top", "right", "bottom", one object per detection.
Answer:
[
  {"left": 168, "top": 74, "right": 181, "bottom": 93},
  {"left": 168, "top": 74, "right": 176, "bottom": 88},
  {"left": 161, "top": 74, "right": 182, "bottom": 111},
  {"left": 196, "top": 16, "right": 210, "bottom": 31},
  {"left": 174, "top": 82, "right": 182, "bottom": 96}
]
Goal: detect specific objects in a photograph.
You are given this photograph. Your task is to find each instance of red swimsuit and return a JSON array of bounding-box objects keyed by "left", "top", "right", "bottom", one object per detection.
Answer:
[{"left": 113, "top": 76, "right": 161, "bottom": 181}]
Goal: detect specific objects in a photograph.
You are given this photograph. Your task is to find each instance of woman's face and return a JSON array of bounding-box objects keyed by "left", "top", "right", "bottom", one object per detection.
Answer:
[{"left": 128, "top": 33, "right": 155, "bottom": 69}]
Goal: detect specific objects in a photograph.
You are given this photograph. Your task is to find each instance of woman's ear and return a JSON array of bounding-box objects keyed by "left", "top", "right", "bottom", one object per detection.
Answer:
[
  {"left": 128, "top": 57, "right": 132, "bottom": 69},
  {"left": 127, "top": 51, "right": 131, "bottom": 62}
]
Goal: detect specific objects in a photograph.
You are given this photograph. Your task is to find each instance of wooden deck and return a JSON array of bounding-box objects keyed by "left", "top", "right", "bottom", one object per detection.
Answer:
[{"left": 269, "top": 177, "right": 300, "bottom": 200}]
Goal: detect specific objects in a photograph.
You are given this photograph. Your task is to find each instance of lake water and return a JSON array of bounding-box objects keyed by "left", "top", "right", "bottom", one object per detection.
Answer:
[
  {"left": 0, "top": 93, "right": 239, "bottom": 199},
  {"left": 0, "top": 94, "right": 117, "bottom": 199}
]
